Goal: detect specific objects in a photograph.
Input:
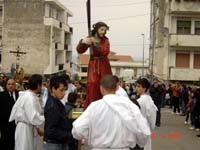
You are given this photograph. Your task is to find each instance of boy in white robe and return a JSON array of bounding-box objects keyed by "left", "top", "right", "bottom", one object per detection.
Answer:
[
  {"left": 72, "top": 75, "right": 151, "bottom": 150},
  {"left": 9, "top": 74, "right": 45, "bottom": 150},
  {"left": 136, "top": 78, "right": 158, "bottom": 150}
]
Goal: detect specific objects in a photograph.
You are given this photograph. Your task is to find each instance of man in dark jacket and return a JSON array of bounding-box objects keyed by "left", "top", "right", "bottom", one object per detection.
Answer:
[
  {"left": 149, "top": 78, "right": 162, "bottom": 127},
  {"left": 0, "top": 79, "right": 19, "bottom": 150}
]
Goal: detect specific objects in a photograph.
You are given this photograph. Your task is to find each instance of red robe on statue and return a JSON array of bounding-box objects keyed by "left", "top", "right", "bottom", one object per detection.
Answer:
[{"left": 76, "top": 37, "right": 112, "bottom": 108}]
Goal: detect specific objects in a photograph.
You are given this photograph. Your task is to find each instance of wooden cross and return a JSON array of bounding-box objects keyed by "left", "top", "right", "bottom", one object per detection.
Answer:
[{"left": 10, "top": 46, "right": 27, "bottom": 61}]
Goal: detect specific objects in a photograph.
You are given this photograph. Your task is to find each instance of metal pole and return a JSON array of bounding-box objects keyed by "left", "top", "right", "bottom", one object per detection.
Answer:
[
  {"left": 150, "top": 0, "right": 156, "bottom": 83},
  {"left": 141, "top": 33, "right": 145, "bottom": 77},
  {"left": 86, "top": 0, "right": 91, "bottom": 36}
]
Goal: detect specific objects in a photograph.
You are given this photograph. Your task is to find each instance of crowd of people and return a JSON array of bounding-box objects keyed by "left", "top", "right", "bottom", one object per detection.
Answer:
[
  {"left": 1, "top": 72, "right": 200, "bottom": 150},
  {"left": 119, "top": 79, "right": 200, "bottom": 139},
  {"left": 0, "top": 73, "right": 88, "bottom": 150},
  {"left": 166, "top": 82, "right": 200, "bottom": 138}
]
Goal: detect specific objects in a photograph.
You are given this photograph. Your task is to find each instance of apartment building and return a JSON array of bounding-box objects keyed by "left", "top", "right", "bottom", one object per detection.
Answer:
[
  {"left": 0, "top": 0, "right": 3, "bottom": 73},
  {"left": 150, "top": 0, "right": 200, "bottom": 82},
  {"left": 1, "top": 0, "right": 73, "bottom": 76}
]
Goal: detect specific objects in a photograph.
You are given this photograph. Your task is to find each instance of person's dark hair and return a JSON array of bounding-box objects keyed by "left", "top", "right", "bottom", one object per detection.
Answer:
[
  {"left": 29, "top": 74, "right": 43, "bottom": 90},
  {"left": 91, "top": 22, "right": 109, "bottom": 36},
  {"left": 68, "top": 92, "right": 78, "bottom": 104},
  {"left": 50, "top": 76, "right": 67, "bottom": 91},
  {"left": 61, "top": 74, "right": 70, "bottom": 81},
  {"left": 136, "top": 78, "right": 150, "bottom": 92},
  {"left": 100, "top": 75, "right": 117, "bottom": 91},
  {"left": 153, "top": 77, "right": 158, "bottom": 81},
  {"left": 194, "top": 88, "right": 200, "bottom": 99},
  {"left": 113, "top": 75, "right": 119, "bottom": 83}
]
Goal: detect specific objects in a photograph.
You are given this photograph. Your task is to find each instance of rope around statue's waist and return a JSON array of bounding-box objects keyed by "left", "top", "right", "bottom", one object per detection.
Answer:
[{"left": 90, "top": 56, "right": 105, "bottom": 60}]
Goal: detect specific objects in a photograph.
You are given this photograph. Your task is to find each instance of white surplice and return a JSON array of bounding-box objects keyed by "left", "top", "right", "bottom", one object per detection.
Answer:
[
  {"left": 9, "top": 90, "right": 45, "bottom": 150},
  {"left": 116, "top": 86, "right": 129, "bottom": 98},
  {"left": 72, "top": 94, "right": 151, "bottom": 150},
  {"left": 137, "top": 94, "right": 158, "bottom": 150}
]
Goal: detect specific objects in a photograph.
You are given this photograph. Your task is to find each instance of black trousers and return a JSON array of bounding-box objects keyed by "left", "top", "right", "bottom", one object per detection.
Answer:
[
  {"left": 130, "top": 144, "right": 144, "bottom": 150},
  {"left": 155, "top": 103, "right": 161, "bottom": 126},
  {"left": 173, "top": 97, "right": 180, "bottom": 113},
  {"left": 0, "top": 122, "right": 16, "bottom": 150}
]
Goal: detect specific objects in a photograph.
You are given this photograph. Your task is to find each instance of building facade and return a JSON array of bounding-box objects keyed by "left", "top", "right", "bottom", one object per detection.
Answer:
[
  {"left": 150, "top": 0, "right": 200, "bottom": 82},
  {"left": 1, "top": 0, "right": 73, "bottom": 76},
  {"left": 75, "top": 52, "right": 149, "bottom": 81},
  {"left": 0, "top": 0, "right": 3, "bottom": 73}
]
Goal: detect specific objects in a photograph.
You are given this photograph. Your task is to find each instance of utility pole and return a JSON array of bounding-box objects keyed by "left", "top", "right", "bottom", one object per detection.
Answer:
[
  {"left": 150, "top": 0, "right": 157, "bottom": 83},
  {"left": 141, "top": 33, "right": 145, "bottom": 77}
]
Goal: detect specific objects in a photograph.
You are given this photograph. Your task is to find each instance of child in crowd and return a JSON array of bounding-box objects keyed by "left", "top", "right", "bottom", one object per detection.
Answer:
[
  {"left": 65, "top": 92, "right": 79, "bottom": 150},
  {"left": 44, "top": 76, "right": 70, "bottom": 150},
  {"left": 136, "top": 78, "right": 158, "bottom": 150}
]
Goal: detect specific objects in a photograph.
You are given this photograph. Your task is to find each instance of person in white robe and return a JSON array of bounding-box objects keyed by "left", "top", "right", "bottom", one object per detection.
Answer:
[
  {"left": 61, "top": 74, "right": 76, "bottom": 105},
  {"left": 113, "top": 75, "right": 129, "bottom": 98},
  {"left": 9, "top": 74, "right": 45, "bottom": 150},
  {"left": 136, "top": 78, "right": 158, "bottom": 150},
  {"left": 72, "top": 75, "right": 151, "bottom": 150}
]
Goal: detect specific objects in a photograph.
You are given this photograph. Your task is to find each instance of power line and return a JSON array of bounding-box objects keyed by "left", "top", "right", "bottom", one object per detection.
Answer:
[
  {"left": 63, "top": 1, "right": 150, "bottom": 7},
  {"left": 70, "top": 13, "right": 150, "bottom": 25},
  {"left": 96, "top": 1, "right": 150, "bottom": 7}
]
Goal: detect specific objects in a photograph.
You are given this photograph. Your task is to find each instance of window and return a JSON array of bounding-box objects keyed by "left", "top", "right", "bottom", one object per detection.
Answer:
[
  {"left": 176, "top": 53, "right": 190, "bottom": 68},
  {"left": 82, "top": 67, "right": 87, "bottom": 73},
  {"left": 194, "top": 54, "right": 200, "bottom": 69},
  {"left": 0, "top": 51, "right": 1, "bottom": 64},
  {"left": 195, "top": 21, "right": 200, "bottom": 35},
  {"left": 177, "top": 20, "right": 191, "bottom": 34}
]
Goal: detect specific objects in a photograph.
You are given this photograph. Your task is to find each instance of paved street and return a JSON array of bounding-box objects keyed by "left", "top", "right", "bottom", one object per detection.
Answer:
[
  {"left": 81, "top": 107, "right": 200, "bottom": 150},
  {"left": 152, "top": 107, "right": 200, "bottom": 150}
]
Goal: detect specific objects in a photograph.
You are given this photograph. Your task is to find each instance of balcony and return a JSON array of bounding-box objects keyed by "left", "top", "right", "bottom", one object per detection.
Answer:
[
  {"left": 55, "top": 43, "right": 64, "bottom": 50},
  {"left": 170, "top": 67, "right": 200, "bottom": 81},
  {"left": 44, "top": 17, "right": 60, "bottom": 29},
  {"left": 64, "top": 44, "right": 73, "bottom": 51},
  {"left": 170, "top": 1, "right": 200, "bottom": 15},
  {"left": 169, "top": 34, "right": 200, "bottom": 47}
]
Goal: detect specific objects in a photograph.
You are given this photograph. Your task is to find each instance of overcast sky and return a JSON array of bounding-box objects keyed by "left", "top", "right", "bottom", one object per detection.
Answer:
[{"left": 59, "top": 0, "right": 151, "bottom": 61}]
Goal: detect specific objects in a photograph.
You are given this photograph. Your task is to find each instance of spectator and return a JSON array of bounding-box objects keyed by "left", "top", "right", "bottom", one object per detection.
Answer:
[
  {"left": 0, "top": 79, "right": 19, "bottom": 150},
  {"left": 44, "top": 76, "right": 71, "bottom": 150}
]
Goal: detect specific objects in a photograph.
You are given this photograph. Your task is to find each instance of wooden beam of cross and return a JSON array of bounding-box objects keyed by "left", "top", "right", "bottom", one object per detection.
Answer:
[{"left": 9, "top": 46, "right": 27, "bottom": 61}]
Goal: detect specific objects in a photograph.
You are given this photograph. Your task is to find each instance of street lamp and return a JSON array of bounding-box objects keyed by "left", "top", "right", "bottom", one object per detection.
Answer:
[{"left": 141, "top": 33, "right": 145, "bottom": 77}]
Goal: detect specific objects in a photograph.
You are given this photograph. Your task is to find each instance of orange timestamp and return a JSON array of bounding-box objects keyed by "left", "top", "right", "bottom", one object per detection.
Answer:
[{"left": 150, "top": 133, "right": 182, "bottom": 140}]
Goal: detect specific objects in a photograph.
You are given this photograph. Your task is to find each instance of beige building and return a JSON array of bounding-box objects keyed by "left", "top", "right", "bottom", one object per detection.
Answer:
[
  {"left": 0, "top": 0, "right": 3, "bottom": 73},
  {"left": 150, "top": 0, "right": 200, "bottom": 82},
  {"left": 75, "top": 52, "right": 149, "bottom": 81},
  {"left": 1, "top": 0, "right": 73, "bottom": 76}
]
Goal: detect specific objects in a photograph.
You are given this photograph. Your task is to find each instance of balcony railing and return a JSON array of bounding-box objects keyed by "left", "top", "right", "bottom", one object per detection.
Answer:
[
  {"left": 170, "top": 67, "right": 200, "bottom": 81},
  {"left": 170, "top": 0, "right": 200, "bottom": 14},
  {"left": 55, "top": 43, "right": 64, "bottom": 50},
  {"left": 169, "top": 34, "right": 200, "bottom": 47}
]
